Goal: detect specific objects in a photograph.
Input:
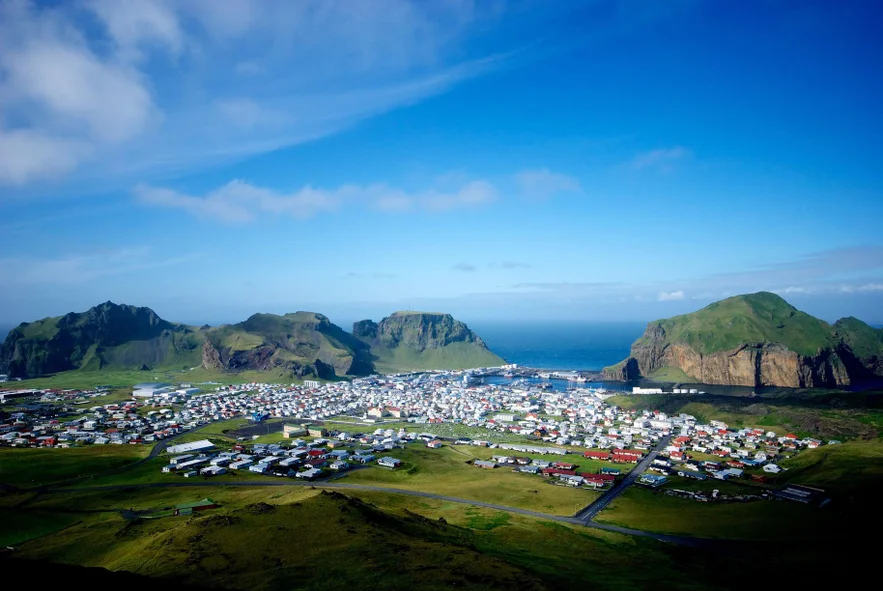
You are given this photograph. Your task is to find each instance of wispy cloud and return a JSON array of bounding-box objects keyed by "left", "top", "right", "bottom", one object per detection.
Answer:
[
  {"left": 136, "top": 177, "right": 497, "bottom": 222},
  {"left": 453, "top": 263, "right": 477, "bottom": 273},
  {"left": 0, "top": 247, "right": 197, "bottom": 285},
  {"left": 515, "top": 169, "right": 581, "bottom": 199},
  {"left": 0, "top": 0, "right": 515, "bottom": 189},
  {"left": 839, "top": 283, "right": 883, "bottom": 293},
  {"left": 630, "top": 146, "right": 690, "bottom": 172},
  {"left": 658, "top": 290, "right": 685, "bottom": 301}
]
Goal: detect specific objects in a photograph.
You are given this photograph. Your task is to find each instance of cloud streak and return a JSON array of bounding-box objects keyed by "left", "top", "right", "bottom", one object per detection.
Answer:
[
  {"left": 515, "top": 169, "right": 581, "bottom": 199},
  {"left": 0, "top": 0, "right": 517, "bottom": 189},
  {"left": 136, "top": 177, "right": 498, "bottom": 222},
  {"left": 630, "top": 146, "right": 689, "bottom": 172},
  {"left": 658, "top": 290, "right": 685, "bottom": 301}
]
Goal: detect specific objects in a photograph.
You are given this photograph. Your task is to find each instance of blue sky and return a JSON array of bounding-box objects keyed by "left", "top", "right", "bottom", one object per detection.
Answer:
[{"left": 1, "top": 0, "right": 882, "bottom": 327}]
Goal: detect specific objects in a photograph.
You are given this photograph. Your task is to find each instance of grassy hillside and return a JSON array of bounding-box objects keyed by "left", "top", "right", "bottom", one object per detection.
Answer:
[
  {"left": 372, "top": 340, "right": 504, "bottom": 373},
  {"left": 0, "top": 446, "right": 150, "bottom": 489},
  {"left": 1, "top": 302, "right": 203, "bottom": 378},
  {"left": 834, "top": 316, "right": 883, "bottom": 360},
  {"left": 638, "top": 292, "right": 833, "bottom": 356}
]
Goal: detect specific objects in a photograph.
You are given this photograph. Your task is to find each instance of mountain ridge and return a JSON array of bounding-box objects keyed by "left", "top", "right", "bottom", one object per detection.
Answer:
[
  {"left": 0, "top": 303, "right": 502, "bottom": 379},
  {"left": 602, "top": 292, "right": 883, "bottom": 387}
]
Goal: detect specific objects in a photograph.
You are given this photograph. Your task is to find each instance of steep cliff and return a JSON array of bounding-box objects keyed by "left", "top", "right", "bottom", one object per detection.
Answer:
[
  {"left": 0, "top": 302, "right": 202, "bottom": 378},
  {"left": 354, "top": 311, "right": 504, "bottom": 372},
  {"left": 602, "top": 292, "right": 883, "bottom": 388}
]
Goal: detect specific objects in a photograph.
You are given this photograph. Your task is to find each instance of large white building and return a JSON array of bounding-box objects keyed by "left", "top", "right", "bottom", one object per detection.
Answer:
[{"left": 133, "top": 382, "right": 174, "bottom": 398}]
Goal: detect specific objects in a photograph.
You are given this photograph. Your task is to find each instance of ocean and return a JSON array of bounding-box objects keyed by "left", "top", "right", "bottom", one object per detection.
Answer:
[{"left": 470, "top": 321, "right": 646, "bottom": 372}]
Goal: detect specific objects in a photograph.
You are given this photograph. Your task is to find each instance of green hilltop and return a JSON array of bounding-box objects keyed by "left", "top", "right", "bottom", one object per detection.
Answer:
[
  {"left": 605, "top": 292, "right": 883, "bottom": 387},
  {"left": 0, "top": 302, "right": 203, "bottom": 378},
  {"left": 637, "top": 291, "right": 834, "bottom": 357}
]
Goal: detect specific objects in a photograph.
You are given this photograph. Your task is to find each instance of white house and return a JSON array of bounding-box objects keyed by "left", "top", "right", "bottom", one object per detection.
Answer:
[{"left": 377, "top": 457, "right": 402, "bottom": 468}]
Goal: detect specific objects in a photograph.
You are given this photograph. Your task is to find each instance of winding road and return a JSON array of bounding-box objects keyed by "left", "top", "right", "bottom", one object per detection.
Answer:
[
  {"left": 5, "top": 426, "right": 705, "bottom": 546},
  {"left": 575, "top": 434, "right": 672, "bottom": 523}
]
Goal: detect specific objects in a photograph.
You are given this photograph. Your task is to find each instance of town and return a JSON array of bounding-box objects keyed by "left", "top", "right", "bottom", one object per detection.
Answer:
[{"left": 0, "top": 369, "right": 834, "bottom": 502}]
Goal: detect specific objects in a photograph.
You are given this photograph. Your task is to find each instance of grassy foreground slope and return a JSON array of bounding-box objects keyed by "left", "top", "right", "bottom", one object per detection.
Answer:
[{"left": 0, "top": 446, "right": 150, "bottom": 489}]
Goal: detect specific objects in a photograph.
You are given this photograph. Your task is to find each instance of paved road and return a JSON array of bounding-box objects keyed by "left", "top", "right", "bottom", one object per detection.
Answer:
[
  {"left": 574, "top": 434, "right": 672, "bottom": 523},
  {"left": 49, "top": 478, "right": 710, "bottom": 547},
  {"left": 8, "top": 427, "right": 709, "bottom": 546}
]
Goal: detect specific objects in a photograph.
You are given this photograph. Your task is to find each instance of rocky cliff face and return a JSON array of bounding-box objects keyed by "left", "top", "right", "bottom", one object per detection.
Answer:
[
  {"left": 353, "top": 312, "right": 504, "bottom": 371},
  {"left": 602, "top": 293, "right": 883, "bottom": 388},
  {"left": 360, "top": 312, "right": 489, "bottom": 351},
  {"left": 616, "top": 331, "right": 850, "bottom": 387},
  {"left": 201, "top": 340, "right": 337, "bottom": 379},
  {"left": 202, "top": 312, "right": 373, "bottom": 378}
]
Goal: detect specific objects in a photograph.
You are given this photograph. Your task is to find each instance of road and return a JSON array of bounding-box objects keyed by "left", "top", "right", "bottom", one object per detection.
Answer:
[
  {"left": 47, "top": 477, "right": 710, "bottom": 547},
  {"left": 6, "top": 427, "right": 705, "bottom": 546},
  {"left": 574, "top": 434, "right": 672, "bottom": 523}
]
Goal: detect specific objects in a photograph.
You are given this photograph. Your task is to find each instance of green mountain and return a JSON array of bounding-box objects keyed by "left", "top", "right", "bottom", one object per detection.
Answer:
[
  {"left": 0, "top": 302, "right": 203, "bottom": 378},
  {"left": 202, "top": 312, "right": 373, "bottom": 378},
  {"left": 602, "top": 292, "right": 883, "bottom": 387},
  {"left": 353, "top": 311, "right": 505, "bottom": 373},
  {"left": 1, "top": 304, "right": 502, "bottom": 379}
]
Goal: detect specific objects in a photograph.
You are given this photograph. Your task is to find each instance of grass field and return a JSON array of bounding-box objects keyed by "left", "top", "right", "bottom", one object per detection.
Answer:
[
  {"left": 9, "top": 483, "right": 868, "bottom": 590},
  {"left": 339, "top": 444, "right": 597, "bottom": 515},
  {"left": 646, "top": 366, "right": 693, "bottom": 382},
  {"left": 776, "top": 439, "right": 883, "bottom": 504},
  {"left": 3, "top": 367, "right": 302, "bottom": 390},
  {"left": 595, "top": 486, "right": 838, "bottom": 540},
  {"left": 609, "top": 393, "right": 883, "bottom": 439},
  {"left": 0, "top": 507, "right": 81, "bottom": 546},
  {"left": 0, "top": 445, "right": 150, "bottom": 489}
]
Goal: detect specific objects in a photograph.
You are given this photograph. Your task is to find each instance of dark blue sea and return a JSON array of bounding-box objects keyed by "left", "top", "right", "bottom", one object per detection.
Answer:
[{"left": 469, "top": 321, "right": 646, "bottom": 372}]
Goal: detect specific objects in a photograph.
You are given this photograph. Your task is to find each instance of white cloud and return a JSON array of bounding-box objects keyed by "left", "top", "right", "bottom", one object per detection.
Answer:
[
  {"left": 136, "top": 177, "right": 497, "bottom": 222},
  {"left": 839, "top": 283, "right": 883, "bottom": 293},
  {"left": 774, "top": 286, "right": 810, "bottom": 294},
  {"left": 0, "top": 0, "right": 156, "bottom": 184},
  {"left": 631, "top": 147, "right": 689, "bottom": 172},
  {"left": 453, "top": 263, "right": 477, "bottom": 273},
  {"left": 422, "top": 180, "right": 497, "bottom": 211},
  {"left": 0, "top": 0, "right": 515, "bottom": 189},
  {"left": 0, "top": 130, "right": 88, "bottom": 185},
  {"left": 515, "top": 169, "right": 581, "bottom": 199},
  {"left": 89, "top": 0, "right": 184, "bottom": 59},
  {"left": 658, "top": 290, "right": 685, "bottom": 301}
]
